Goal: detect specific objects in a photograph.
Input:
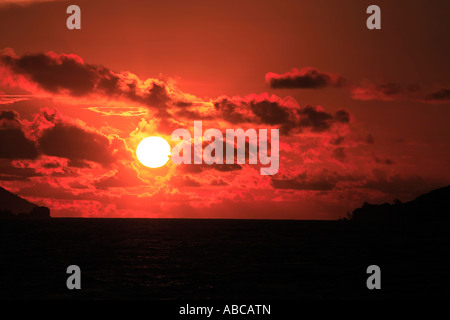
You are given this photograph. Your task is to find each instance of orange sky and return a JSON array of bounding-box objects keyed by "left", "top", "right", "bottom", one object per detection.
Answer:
[{"left": 0, "top": 0, "right": 449, "bottom": 219}]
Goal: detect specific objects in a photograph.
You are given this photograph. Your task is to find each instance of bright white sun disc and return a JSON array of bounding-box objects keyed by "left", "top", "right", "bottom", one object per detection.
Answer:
[{"left": 136, "top": 136, "right": 171, "bottom": 168}]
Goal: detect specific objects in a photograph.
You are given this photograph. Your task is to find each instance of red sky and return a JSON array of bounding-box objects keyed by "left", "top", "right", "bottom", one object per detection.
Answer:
[{"left": 0, "top": 0, "right": 449, "bottom": 219}]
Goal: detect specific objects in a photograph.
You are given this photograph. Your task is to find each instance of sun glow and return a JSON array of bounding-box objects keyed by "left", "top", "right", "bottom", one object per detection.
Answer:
[{"left": 136, "top": 136, "right": 171, "bottom": 168}]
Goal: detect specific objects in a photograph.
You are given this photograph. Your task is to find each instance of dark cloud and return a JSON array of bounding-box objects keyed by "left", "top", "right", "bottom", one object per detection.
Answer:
[
  {"left": 298, "top": 107, "right": 349, "bottom": 133},
  {"left": 213, "top": 98, "right": 252, "bottom": 123},
  {"left": 0, "top": 159, "right": 41, "bottom": 181},
  {"left": 68, "top": 159, "right": 92, "bottom": 168},
  {"left": 250, "top": 100, "right": 291, "bottom": 125},
  {"left": 38, "top": 123, "right": 115, "bottom": 166},
  {"left": 423, "top": 87, "right": 450, "bottom": 103},
  {"left": 42, "top": 160, "right": 61, "bottom": 169},
  {"left": 334, "top": 110, "right": 350, "bottom": 123},
  {"left": 352, "top": 82, "right": 450, "bottom": 104},
  {"left": 1, "top": 52, "right": 96, "bottom": 96},
  {"left": 0, "top": 51, "right": 174, "bottom": 109},
  {"left": 266, "top": 67, "right": 346, "bottom": 89},
  {"left": 0, "top": 109, "right": 19, "bottom": 121},
  {"left": 213, "top": 95, "right": 350, "bottom": 135},
  {"left": 298, "top": 106, "right": 334, "bottom": 132},
  {"left": 143, "top": 83, "right": 171, "bottom": 108},
  {"left": 0, "top": 108, "right": 121, "bottom": 179},
  {"left": 351, "top": 82, "right": 405, "bottom": 101},
  {"left": 0, "top": 109, "right": 39, "bottom": 160},
  {"left": 175, "top": 101, "right": 194, "bottom": 108}
]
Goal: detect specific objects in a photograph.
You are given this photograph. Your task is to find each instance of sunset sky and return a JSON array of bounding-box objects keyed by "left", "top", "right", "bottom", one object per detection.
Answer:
[{"left": 0, "top": 0, "right": 449, "bottom": 219}]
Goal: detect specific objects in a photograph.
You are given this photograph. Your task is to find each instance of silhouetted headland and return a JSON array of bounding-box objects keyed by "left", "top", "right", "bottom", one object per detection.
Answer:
[
  {"left": 0, "top": 186, "right": 50, "bottom": 219},
  {"left": 347, "top": 185, "right": 449, "bottom": 223}
]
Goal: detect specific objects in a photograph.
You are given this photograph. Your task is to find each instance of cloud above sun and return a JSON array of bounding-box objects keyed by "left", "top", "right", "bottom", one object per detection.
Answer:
[{"left": 266, "top": 67, "right": 347, "bottom": 89}]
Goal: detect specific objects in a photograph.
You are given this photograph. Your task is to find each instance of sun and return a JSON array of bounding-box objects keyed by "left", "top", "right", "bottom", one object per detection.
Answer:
[{"left": 136, "top": 136, "right": 171, "bottom": 168}]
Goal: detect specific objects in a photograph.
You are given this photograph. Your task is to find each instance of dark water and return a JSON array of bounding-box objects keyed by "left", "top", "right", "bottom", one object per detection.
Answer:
[{"left": 0, "top": 219, "right": 448, "bottom": 299}]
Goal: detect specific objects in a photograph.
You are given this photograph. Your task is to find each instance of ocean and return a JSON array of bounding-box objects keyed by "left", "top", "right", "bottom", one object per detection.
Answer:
[{"left": 0, "top": 218, "right": 448, "bottom": 300}]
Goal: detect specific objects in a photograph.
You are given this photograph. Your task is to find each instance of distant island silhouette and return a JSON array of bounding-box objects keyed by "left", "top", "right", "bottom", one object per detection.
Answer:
[
  {"left": 0, "top": 186, "right": 50, "bottom": 219},
  {"left": 347, "top": 185, "right": 449, "bottom": 223}
]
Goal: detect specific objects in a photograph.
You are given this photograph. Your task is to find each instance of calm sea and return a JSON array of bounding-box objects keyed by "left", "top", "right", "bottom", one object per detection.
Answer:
[{"left": 0, "top": 218, "right": 448, "bottom": 299}]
